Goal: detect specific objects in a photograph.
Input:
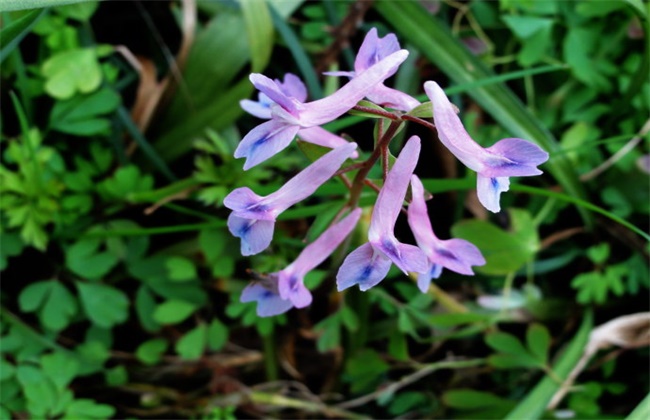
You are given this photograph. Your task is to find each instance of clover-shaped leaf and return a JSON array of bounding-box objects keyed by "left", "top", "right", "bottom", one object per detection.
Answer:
[
  {"left": 18, "top": 280, "right": 77, "bottom": 331},
  {"left": 42, "top": 48, "right": 102, "bottom": 99}
]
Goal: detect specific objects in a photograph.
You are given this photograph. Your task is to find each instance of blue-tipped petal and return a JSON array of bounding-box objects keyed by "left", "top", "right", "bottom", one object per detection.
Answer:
[
  {"left": 476, "top": 174, "right": 510, "bottom": 213},
  {"left": 240, "top": 283, "right": 293, "bottom": 317},
  {"left": 235, "top": 120, "right": 301, "bottom": 170},
  {"left": 277, "top": 273, "right": 312, "bottom": 308},
  {"left": 374, "top": 238, "right": 428, "bottom": 275},
  {"left": 227, "top": 214, "right": 275, "bottom": 256},
  {"left": 223, "top": 187, "right": 275, "bottom": 221},
  {"left": 416, "top": 263, "right": 443, "bottom": 293},
  {"left": 482, "top": 138, "right": 548, "bottom": 178},
  {"left": 337, "top": 242, "right": 392, "bottom": 292}
]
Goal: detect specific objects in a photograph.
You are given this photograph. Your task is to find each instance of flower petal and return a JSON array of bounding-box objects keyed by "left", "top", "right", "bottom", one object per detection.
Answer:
[
  {"left": 369, "top": 136, "right": 421, "bottom": 241},
  {"left": 297, "top": 126, "right": 359, "bottom": 158},
  {"left": 240, "top": 95, "right": 273, "bottom": 120},
  {"left": 227, "top": 213, "right": 275, "bottom": 256},
  {"left": 241, "top": 283, "right": 293, "bottom": 317},
  {"left": 476, "top": 174, "right": 510, "bottom": 213},
  {"left": 407, "top": 175, "right": 437, "bottom": 252},
  {"left": 277, "top": 73, "right": 308, "bottom": 102},
  {"left": 425, "top": 81, "right": 486, "bottom": 172},
  {"left": 235, "top": 119, "right": 301, "bottom": 170},
  {"left": 299, "top": 50, "right": 409, "bottom": 126},
  {"left": 249, "top": 73, "right": 302, "bottom": 115},
  {"left": 416, "top": 263, "right": 442, "bottom": 293},
  {"left": 366, "top": 84, "right": 420, "bottom": 112},
  {"left": 336, "top": 242, "right": 392, "bottom": 291},
  {"left": 481, "top": 138, "right": 549, "bottom": 178},
  {"left": 277, "top": 272, "right": 313, "bottom": 308},
  {"left": 288, "top": 208, "right": 362, "bottom": 277},
  {"left": 223, "top": 187, "right": 275, "bottom": 221},
  {"left": 428, "top": 238, "right": 485, "bottom": 275},
  {"left": 354, "top": 28, "right": 401, "bottom": 72},
  {"left": 374, "top": 237, "right": 428, "bottom": 275},
  {"left": 267, "top": 142, "right": 357, "bottom": 213}
]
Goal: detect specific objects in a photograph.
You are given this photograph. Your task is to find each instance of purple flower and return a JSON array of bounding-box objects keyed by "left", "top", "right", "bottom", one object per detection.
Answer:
[
  {"left": 235, "top": 49, "right": 409, "bottom": 170},
  {"left": 225, "top": 142, "right": 357, "bottom": 256},
  {"left": 325, "top": 28, "right": 420, "bottom": 112},
  {"left": 407, "top": 175, "right": 486, "bottom": 292},
  {"left": 337, "top": 136, "right": 428, "bottom": 291},
  {"left": 424, "top": 81, "right": 549, "bottom": 212},
  {"left": 240, "top": 281, "right": 294, "bottom": 317},
  {"left": 241, "top": 209, "right": 362, "bottom": 317},
  {"left": 240, "top": 73, "right": 357, "bottom": 158}
]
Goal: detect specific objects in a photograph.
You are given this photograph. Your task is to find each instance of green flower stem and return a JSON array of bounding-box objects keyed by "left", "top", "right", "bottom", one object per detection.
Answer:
[{"left": 262, "top": 333, "right": 278, "bottom": 381}]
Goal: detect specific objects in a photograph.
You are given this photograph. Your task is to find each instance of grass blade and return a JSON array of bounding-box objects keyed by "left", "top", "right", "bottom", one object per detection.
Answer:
[
  {"left": 240, "top": 0, "right": 274, "bottom": 72},
  {"left": 269, "top": 4, "right": 323, "bottom": 99},
  {"left": 0, "top": 9, "right": 46, "bottom": 63}
]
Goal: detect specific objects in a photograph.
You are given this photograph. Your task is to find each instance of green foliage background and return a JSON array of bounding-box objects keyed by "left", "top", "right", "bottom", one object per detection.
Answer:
[{"left": 1, "top": 0, "right": 648, "bottom": 418}]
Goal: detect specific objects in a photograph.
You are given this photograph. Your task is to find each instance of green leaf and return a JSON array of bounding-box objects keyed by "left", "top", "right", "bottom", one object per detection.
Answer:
[
  {"left": 175, "top": 323, "right": 207, "bottom": 360},
  {"left": 136, "top": 338, "right": 168, "bottom": 366},
  {"left": 105, "top": 365, "right": 128, "bottom": 386},
  {"left": 375, "top": 0, "right": 590, "bottom": 226},
  {"left": 388, "top": 333, "right": 409, "bottom": 361},
  {"left": 452, "top": 209, "right": 539, "bottom": 275},
  {"left": 206, "top": 318, "right": 228, "bottom": 351},
  {"left": 239, "top": 0, "right": 273, "bottom": 72},
  {"left": 98, "top": 165, "right": 154, "bottom": 202},
  {"left": 19, "top": 280, "right": 77, "bottom": 331},
  {"left": 485, "top": 331, "right": 530, "bottom": 355},
  {"left": 76, "top": 282, "right": 129, "bottom": 328},
  {"left": 49, "top": 88, "right": 120, "bottom": 136},
  {"left": 63, "top": 398, "right": 115, "bottom": 420},
  {"left": 0, "top": 232, "right": 24, "bottom": 270},
  {"left": 444, "top": 389, "right": 512, "bottom": 409},
  {"left": 502, "top": 15, "right": 554, "bottom": 38},
  {"left": 344, "top": 349, "right": 390, "bottom": 393},
  {"left": 488, "top": 354, "right": 540, "bottom": 369},
  {"left": 66, "top": 238, "right": 119, "bottom": 280},
  {"left": 314, "top": 314, "right": 341, "bottom": 352},
  {"left": 153, "top": 300, "right": 197, "bottom": 324},
  {"left": 505, "top": 310, "right": 594, "bottom": 419},
  {"left": 135, "top": 286, "right": 160, "bottom": 332},
  {"left": 586, "top": 243, "right": 610, "bottom": 264},
  {"left": 340, "top": 306, "right": 359, "bottom": 332},
  {"left": 165, "top": 256, "right": 197, "bottom": 282},
  {"left": 526, "top": 324, "right": 551, "bottom": 364},
  {"left": 0, "top": 359, "right": 15, "bottom": 381},
  {"left": 16, "top": 365, "right": 58, "bottom": 417},
  {"left": 41, "top": 48, "right": 102, "bottom": 99},
  {"left": 40, "top": 352, "right": 79, "bottom": 390},
  {"left": 56, "top": 1, "right": 99, "bottom": 21}
]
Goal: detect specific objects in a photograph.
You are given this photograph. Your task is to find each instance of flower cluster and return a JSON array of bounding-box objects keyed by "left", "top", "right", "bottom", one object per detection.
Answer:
[{"left": 225, "top": 28, "right": 549, "bottom": 316}]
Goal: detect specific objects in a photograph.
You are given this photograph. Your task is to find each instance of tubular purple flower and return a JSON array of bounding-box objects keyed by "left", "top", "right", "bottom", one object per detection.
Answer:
[
  {"left": 337, "top": 136, "right": 428, "bottom": 292},
  {"left": 240, "top": 281, "right": 294, "bottom": 317},
  {"left": 235, "top": 49, "right": 409, "bottom": 169},
  {"left": 407, "top": 175, "right": 486, "bottom": 292},
  {"left": 325, "top": 28, "right": 420, "bottom": 112},
  {"left": 424, "top": 81, "right": 549, "bottom": 212},
  {"left": 240, "top": 74, "right": 357, "bottom": 158},
  {"left": 277, "top": 208, "right": 362, "bottom": 308},
  {"left": 225, "top": 142, "right": 357, "bottom": 256},
  {"left": 240, "top": 209, "right": 362, "bottom": 317}
]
